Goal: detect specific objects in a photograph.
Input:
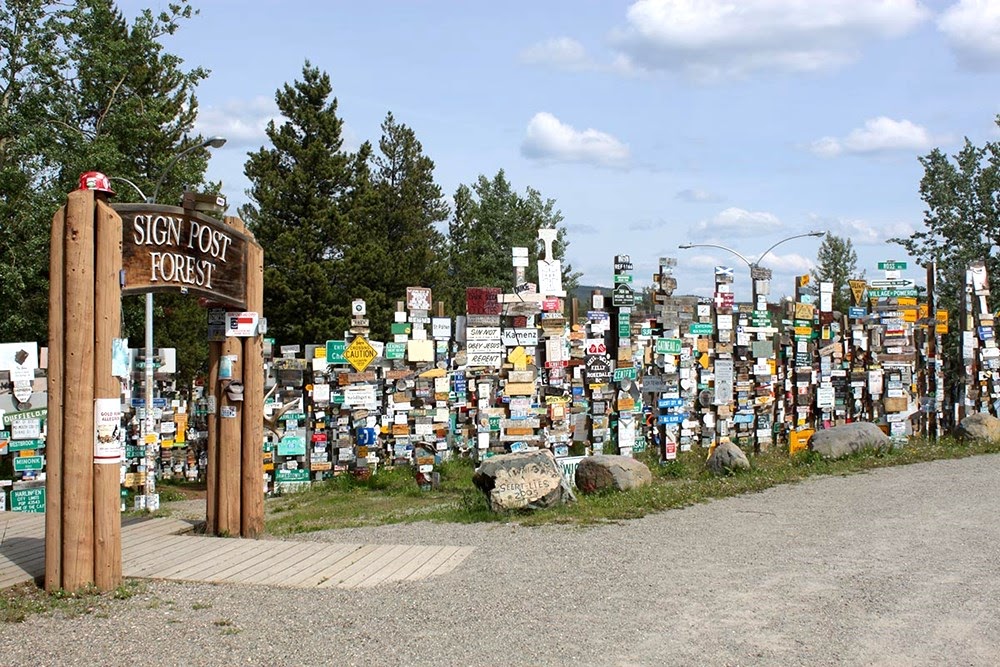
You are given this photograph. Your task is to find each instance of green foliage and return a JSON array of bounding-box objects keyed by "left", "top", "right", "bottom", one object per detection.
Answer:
[
  {"left": 241, "top": 61, "right": 355, "bottom": 347},
  {"left": 811, "top": 232, "right": 859, "bottom": 314},
  {"left": 444, "top": 170, "right": 579, "bottom": 312},
  {"left": 891, "top": 115, "right": 1000, "bottom": 381},
  {"left": 0, "top": 0, "right": 211, "bottom": 349}
]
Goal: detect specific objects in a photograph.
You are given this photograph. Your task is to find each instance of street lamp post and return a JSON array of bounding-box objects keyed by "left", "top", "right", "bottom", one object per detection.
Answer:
[
  {"left": 678, "top": 231, "right": 825, "bottom": 305},
  {"left": 118, "top": 136, "right": 226, "bottom": 508}
]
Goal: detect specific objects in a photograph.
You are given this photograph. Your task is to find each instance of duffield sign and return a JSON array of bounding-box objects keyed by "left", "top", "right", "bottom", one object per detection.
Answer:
[{"left": 114, "top": 203, "right": 249, "bottom": 308}]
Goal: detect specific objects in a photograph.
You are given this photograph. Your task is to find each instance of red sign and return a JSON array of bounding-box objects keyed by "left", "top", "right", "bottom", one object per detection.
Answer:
[
  {"left": 466, "top": 287, "right": 502, "bottom": 315},
  {"left": 542, "top": 298, "right": 560, "bottom": 312}
]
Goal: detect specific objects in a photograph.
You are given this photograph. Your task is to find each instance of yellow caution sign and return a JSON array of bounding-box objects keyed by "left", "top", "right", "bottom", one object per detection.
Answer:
[{"left": 343, "top": 335, "right": 377, "bottom": 372}]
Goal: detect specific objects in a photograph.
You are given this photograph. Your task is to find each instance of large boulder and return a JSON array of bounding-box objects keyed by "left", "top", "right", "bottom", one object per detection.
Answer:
[
  {"left": 575, "top": 455, "right": 652, "bottom": 493},
  {"left": 473, "top": 450, "right": 576, "bottom": 511},
  {"left": 706, "top": 441, "right": 750, "bottom": 475},
  {"left": 808, "top": 422, "right": 890, "bottom": 460},
  {"left": 953, "top": 413, "right": 1000, "bottom": 442}
]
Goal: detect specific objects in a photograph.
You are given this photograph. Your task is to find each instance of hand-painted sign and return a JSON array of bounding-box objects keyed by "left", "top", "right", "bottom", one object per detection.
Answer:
[{"left": 115, "top": 204, "right": 249, "bottom": 308}]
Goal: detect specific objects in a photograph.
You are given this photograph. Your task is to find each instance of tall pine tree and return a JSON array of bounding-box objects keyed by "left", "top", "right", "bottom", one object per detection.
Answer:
[
  {"left": 811, "top": 232, "right": 859, "bottom": 314},
  {"left": 240, "top": 62, "right": 355, "bottom": 346}
]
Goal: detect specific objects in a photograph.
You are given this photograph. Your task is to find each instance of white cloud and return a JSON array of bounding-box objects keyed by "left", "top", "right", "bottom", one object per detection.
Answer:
[
  {"left": 691, "top": 206, "right": 783, "bottom": 236},
  {"left": 676, "top": 187, "right": 722, "bottom": 202},
  {"left": 610, "top": 0, "right": 929, "bottom": 81},
  {"left": 763, "top": 251, "right": 815, "bottom": 274},
  {"left": 810, "top": 117, "right": 934, "bottom": 157},
  {"left": 520, "top": 37, "right": 592, "bottom": 70},
  {"left": 194, "top": 96, "right": 278, "bottom": 148},
  {"left": 813, "top": 214, "right": 916, "bottom": 245},
  {"left": 938, "top": 0, "right": 1000, "bottom": 70},
  {"left": 521, "top": 112, "right": 630, "bottom": 167}
]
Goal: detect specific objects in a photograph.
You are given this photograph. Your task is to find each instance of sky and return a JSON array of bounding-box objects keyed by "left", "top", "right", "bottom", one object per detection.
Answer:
[{"left": 122, "top": 0, "right": 1000, "bottom": 301}]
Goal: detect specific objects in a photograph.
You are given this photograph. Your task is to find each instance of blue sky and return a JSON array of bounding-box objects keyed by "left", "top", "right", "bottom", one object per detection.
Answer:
[{"left": 124, "top": 0, "right": 1000, "bottom": 300}]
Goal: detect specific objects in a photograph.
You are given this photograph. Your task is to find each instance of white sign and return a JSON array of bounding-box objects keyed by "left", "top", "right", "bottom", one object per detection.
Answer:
[
  {"left": 466, "top": 339, "right": 503, "bottom": 354},
  {"left": 501, "top": 328, "right": 539, "bottom": 347},
  {"left": 11, "top": 419, "right": 40, "bottom": 440},
  {"left": 816, "top": 385, "right": 835, "bottom": 409},
  {"left": 225, "top": 311, "right": 259, "bottom": 337},
  {"left": 467, "top": 352, "right": 503, "bottom": 368},
  {"left": 94, "top": 397, "right": 122, "bottom": 463},
  {"left": 466, "top": 326, "right": 501, "bottom": 340},
  {"left": 343, "top": 386, "right": 377, "bottom": 407},
  {"left": 538, "top": 260, "right": 565, "bottom": 297},
  {"left": 312, "top": 383, "right": 330, "bottom": 403},
  {"left": 431, "top": 317, "right": 452, "bottom": 340}
]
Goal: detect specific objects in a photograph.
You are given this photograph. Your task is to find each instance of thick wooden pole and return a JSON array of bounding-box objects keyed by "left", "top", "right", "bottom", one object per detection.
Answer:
[
  {"left": 45, "top": 206, "right": 66, "bottom": 592},
  {"left": 205, "top": 340, "right": 221, "bottom": 535},
  {"left": 217, "top": 335, "right": 243, "bottom": 536},
  {"left": 240, "top": 240, "right": 265, "bottom": 537},
  {"left": 93, "top": 200, "right": 122, "bottom": 590},
  {"left": 61, "top": 189, "right": 96, "bottom": 590}
]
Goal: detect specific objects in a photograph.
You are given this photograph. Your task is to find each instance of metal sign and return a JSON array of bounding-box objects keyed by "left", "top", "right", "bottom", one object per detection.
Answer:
[
  {"left": 326, "top": 340, "right": 346, "bottom": 364},
  {"left": 10, "top": 487, "right": 45, "bottom": 513},
  {"left": 868, "top": 288, "right": 919, "bottom": 298},
  {"left": 869, "top": 279, "right": 915, "bottom": 289},
  {"left": 585, "top": 355, "right": 613, "bottom": 384},
  {"left": 612, "top": 283, "right": 634, "bottom": 307},
  {"left": 343, "top": 336, "right": 378, "bottom": 372},
  {"left": 877, "top": 261, "right": 907, "bottom": 270},
  {"left": 656, "top": 338, "right": 682, "bottom": 355}
]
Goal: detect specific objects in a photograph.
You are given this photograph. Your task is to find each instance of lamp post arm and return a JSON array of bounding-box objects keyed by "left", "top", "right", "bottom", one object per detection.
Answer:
[
  {"left": 756, "top": 231, "right": 825, "bottom": 267},
  {"left": 676, "top": 242, "right": 753, "bottom": 269},
  {"left": 108, "top": 176, "right": 147, "bottom": 201},
  {"left": 149, "top": 142, "right": 203, "bottom": 203}
]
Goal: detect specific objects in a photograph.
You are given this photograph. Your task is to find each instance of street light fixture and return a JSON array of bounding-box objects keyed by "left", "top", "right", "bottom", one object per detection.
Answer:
[
  {"left": 678, "top": 230, "right": 825, "bottom": 304},
  {"left": 139, "top": 135, "right": 226, "bottom": 507}
]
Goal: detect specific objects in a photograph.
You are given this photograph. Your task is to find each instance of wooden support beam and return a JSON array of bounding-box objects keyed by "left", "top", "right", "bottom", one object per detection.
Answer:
[
  {"left": 44, "top": 206, "right": 65, "bottom": 592},
  {"left": 241, "top": 239, "right": 264, "bottom": 538}
]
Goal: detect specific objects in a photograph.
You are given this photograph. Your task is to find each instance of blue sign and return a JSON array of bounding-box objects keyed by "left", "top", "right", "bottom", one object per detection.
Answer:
[
  {"left": 130, "top": 397, "right": 168, "bottom": 408},
  {"left": 733, "top": 413, "right": 755, "bottom": 424},
  {"left": 657, "top": 398, "right": 685, "bottom": 408},
  {"left": 658, "top": 414, "right": 685, "bottom": 425},
  {"left": 848, "top": 307, "right": 866, "bottom": 319},
  {"left": 356, "top": 428, "right": 376, "bottom": 446}
]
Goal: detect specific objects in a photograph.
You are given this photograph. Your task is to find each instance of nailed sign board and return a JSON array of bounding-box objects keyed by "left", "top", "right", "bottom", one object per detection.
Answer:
[
  {"left": 115, "top": 204, "right": 250, "bottom": 308},
  {"left": 225, "top": 311, "right": 259, "bottom": 337},
  {"left": 11, "top": 487, "right": 45, "bottom": 513},
  {"left": 343, "top": 336, "right": 378, "bottom": 372}
]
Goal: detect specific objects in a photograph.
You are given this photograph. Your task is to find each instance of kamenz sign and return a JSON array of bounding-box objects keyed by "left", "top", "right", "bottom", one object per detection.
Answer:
[{"left": 115, "top": 203, "right": 250, "bottom": 308}]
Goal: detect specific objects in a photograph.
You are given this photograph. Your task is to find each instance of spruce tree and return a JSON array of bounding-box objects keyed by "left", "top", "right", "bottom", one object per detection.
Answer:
[{"left": 811, "top": 232, "right": 859, "bottom": 314}]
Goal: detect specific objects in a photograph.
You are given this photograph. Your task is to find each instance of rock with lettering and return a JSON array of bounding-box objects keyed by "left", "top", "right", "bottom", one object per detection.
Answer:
[
  {"left": 574, "top": 455, "right": 652, "bottom": 493},
  {"left": 953, "top": 413, "right": 1000, "bottom": 442},
  {"left": 808, "top": 422, "right": 890, "bottom": 460},
  {"left": 473, "top": 450, "right": 575, "bottom": 511},
  {"left": 706, "top": 441, "right": 750, "bottom": 475}
]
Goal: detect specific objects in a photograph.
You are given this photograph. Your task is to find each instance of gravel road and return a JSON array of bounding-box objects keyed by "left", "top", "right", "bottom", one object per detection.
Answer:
[{"left": 2, "top": 455, "right": 999, "bottom": 666}]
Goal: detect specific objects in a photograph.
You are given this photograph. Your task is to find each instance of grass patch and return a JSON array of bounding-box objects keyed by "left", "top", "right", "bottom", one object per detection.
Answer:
[
  {"left": 261, "top": 436, "right": 1000, "bottom": 535},
  {"left": 1, "top": 579, "right": 148, "bottom": 623}
]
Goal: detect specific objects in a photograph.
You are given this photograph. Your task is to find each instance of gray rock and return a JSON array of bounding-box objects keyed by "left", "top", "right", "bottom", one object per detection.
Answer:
[
  {"left": 808, "top": 422, "right": 890, "bottom": 459},
  {"left": 953, "top": 413, "right": 1000, "bottom": 442},
  {"left": 473, "top": 450, "right": 576, "bottom": 511},
  {"left": 706, "top": 441, "right": 751, "bottom": 475},
  {"left": 575, "top": 455, "right": 652, "bottom": 493}
]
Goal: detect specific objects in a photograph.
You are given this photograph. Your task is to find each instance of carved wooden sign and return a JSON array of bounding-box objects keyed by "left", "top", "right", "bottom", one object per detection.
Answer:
[{"left": 114, "top": 204, "right": 250, "bottom": 308}]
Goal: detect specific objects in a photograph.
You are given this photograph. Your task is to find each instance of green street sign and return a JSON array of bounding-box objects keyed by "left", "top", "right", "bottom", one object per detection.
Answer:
[
  {"left": 125, "top": 445, "right": 144, "bottom": 458},
  {"left": 7, "top": 439, "right": 44, "bottom": 452},
  {"left": 14, "top": 455, "right": 44, "bottom": 472},
  {"left": 656, "top": 338, "right": 682, "bottom": 355},
  {"left": 618, "top": 322, "right": 631, "bottom": 338},
  {"left": 326, "top": 340, "right": 346, "bottom": 364},
  {"left": 639, "top": 327, "right": 652, "bottom": 337},
  {"left": 488, "top": 416, "right": 500, "bottom": 432},
  {"left": 613, "top": 274, "right": 633, "bottom": 284},
  {"left": 613, "top": 367, "right": 638, "bottom": 381},
  {"left": 390, "top": 322, "right": 412, "bottom": 336},
  {"left": 877, "top": 261, "right": 907, "bottom": 270},
  {"left": 10, "top": 487, "right": 45, "bottom": 513},
  {"left": 689, "top": 323, "right": 714, "bottom": 336},
  {"left": 385, "top": 342, "right": 406, "bottom": 360},
  {"left": 275, "top": 468, "right": 310, "bottom": 482},
  {"left": 868, "top": 288, "right": 918, "bottom": 298}
]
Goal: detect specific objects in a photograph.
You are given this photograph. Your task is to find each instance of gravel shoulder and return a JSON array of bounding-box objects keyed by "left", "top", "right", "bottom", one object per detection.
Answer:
[{"left": 3, "top": 454, "right": 999, "bottom": 666}]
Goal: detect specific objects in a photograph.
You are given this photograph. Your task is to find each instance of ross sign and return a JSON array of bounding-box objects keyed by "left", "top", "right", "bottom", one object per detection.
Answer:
[
  {"left": 115, "top": 204, "right": 250, "bottom": 308},
  {"left": 877, "top": 261, "right": 907, "bottom": 271},
  {"left": 11, "top": 487, "right": 45, "bottom": 513}
]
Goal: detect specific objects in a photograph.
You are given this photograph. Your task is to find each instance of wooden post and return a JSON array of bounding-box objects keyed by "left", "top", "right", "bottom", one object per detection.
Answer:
[
  {"left": 240, "top": 239, "right": 264, "bottom": 537},
  {"left": 93, "top": 200, "right": 122, "bottom": 590},
  {"left": 61, "top": 190, "right": 96, "bottom": 590},
  {"left": 44, "top": 206, "right": 65, "bottom": 592},
  {"left": 205, "top": 340, "right": 221, "bottom": 535},
  {"left": 217, "top": 335, "right": 243, "bottom": 536}
]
